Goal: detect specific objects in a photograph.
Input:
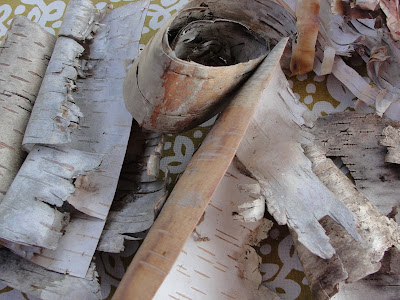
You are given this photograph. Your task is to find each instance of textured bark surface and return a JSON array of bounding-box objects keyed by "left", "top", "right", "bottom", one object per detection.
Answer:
[
  {"left": 291, "top": 144, "right": 400, "bottom": 300},
  {"left": 0, "top": 16, "right": 55, "bottom": 203},
  {"left": 312, "top": 113, "right": 400, "bottom": 219},
  {"left": 0, "top": 0, "right": 150, "bottom": 279},
  {"left": 114, "top": 38, "right": 288, "bottom": 300},
  {"left": 124, "top": 0, "right": 296, "bottom": 133},
  {"left": 155, "top": 162, "right": 279, "bottom": 300},
  {"left": 98, "top": 122, "right": 167, "bottom": 253},
  {"left": 380, "top": 125, "right": 400, "bottom": 164},
  {"left": 0, "top": 248, "right": 101, "bottom": 300},
  {"left": 236, "top": 66, "right": 359, "bottom": 260}
]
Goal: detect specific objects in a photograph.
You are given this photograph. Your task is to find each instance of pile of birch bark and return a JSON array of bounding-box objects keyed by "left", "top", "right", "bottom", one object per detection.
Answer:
[{"left": 0, "top": 0, "right": 399, "bottom": 299}]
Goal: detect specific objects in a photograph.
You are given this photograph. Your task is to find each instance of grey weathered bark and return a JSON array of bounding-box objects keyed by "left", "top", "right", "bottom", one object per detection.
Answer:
[
  {"left": 0, "top": 0, "right": 150, "bottom": 279},
  {"left": 0, "top": 248, "right": 101, "bottom": 300},
  {"left": 98, "top": 122, "right": 168, "bottom": 253},
  {"left": 292, "top": 144, "right": 400, "bottom": 299},
  {"left": 235, "top": 66, "right": 360, "bottom": 260},
  {"left": 0, "top": 16, "right": 55, "bottom": 202},
  {"left": 312, "top": 113, "right": 400, "bottom": 219},
  {"left": 380, "top": 125, "right": 400, "bottom": 164}
]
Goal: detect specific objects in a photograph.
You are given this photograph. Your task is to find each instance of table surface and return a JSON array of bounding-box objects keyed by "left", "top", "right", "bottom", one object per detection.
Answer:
[{"left": 0, "top": 1, "right": 363, "bottom": 299}]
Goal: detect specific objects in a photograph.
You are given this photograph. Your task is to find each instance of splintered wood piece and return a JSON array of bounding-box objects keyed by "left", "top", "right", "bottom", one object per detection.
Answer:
[
  {"left": 0, "top": 0, "right": 150, "bottom": 279},
  {"left": 0, "top": 248, "right": 101, "bottom": 300},
  {"left": 113, "top": 38, "right": 288, "bottom": 300},
  {"left": 236, "top": 65, "right": 359, "bottom": 260},
  {"left": 312, "top": 112, "right": 400, "bottom": 219},
  {"left": 292, "top": 144, "right": 400, "bottom": 300},
  {"left": 123, "top": 0, "right": 296, "bottom": 133},
  {"left": 290, "top": 0, "right": 320, "bottom": 75},
  {"left": 380, "top": 125, "right": 400, "bottom": 164},
  {"left": 0, "top": 16, "right": 55, "bottom": 203},
  {"left": 154, "top": 162, "right": 279, "bottom": 300},
  {"left": 98, "top": 122, "right": 168, "bottom": 253}
]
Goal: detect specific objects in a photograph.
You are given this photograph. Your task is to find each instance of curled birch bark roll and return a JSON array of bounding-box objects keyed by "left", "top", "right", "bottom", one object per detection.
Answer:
[
  {"left": 0, "top": 16, "right": 55, "bottom": 202},
  {"left": 123, "top": 0, "right": 296, "bottom": 133}
]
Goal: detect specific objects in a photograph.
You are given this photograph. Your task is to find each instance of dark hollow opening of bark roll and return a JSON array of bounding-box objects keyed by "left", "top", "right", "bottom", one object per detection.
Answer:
[{"left": 169, "top": 20, "right": 269, "bottom": 66}]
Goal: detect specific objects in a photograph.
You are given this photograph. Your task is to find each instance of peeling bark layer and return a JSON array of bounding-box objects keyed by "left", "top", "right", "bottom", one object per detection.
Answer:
[
  {"left": 124, "top": 0, "right": 296, "bottom": 133},
  {"left": 0, "top": 248, "right": 101, "bottom": 300},
  {"left": 312, "top": 112, "right": 400, "bottom": 219},
  {"left": 0, "top": 0, "right": 150, "bottom": 279},
  {"left": 0, "top": 16, "right": 55, "bottom": 202},
  {"left": 236, "top": 66, "right": 359, "bottom": 260},
  {"left": 98, "top": 122, "right": 167, "bottom": 253},
  {"left": 291, "top": 144, "right": 400, "bottom": 299}
]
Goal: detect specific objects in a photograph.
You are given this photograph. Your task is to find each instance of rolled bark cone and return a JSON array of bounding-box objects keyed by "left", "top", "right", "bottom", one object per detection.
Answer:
[{"left": 123, "top": 0, "right": 296, "bottom": 133}]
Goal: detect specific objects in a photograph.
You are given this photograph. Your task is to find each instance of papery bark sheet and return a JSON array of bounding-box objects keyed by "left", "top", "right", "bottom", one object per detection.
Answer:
[{"left": 154, "top": 162, "right": 279, "bottom": 300}]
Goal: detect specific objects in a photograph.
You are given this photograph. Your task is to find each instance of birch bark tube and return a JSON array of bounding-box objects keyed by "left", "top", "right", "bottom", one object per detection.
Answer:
[
  {"left": 113, "top": 38, "right": 288, "bottom": 300},
  {"left": 0, "top": 16, "right": 55, "bottom": 202},
  {"left": 123, "top": 0, "right": 296, "bottom": 133}
]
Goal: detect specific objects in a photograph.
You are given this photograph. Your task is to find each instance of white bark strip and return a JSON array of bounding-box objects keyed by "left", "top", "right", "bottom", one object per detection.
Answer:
[
  {"left": 292, "top": 144, "right": 400, "bottom": 299},
  {"left": 0, "top": 248, "right": 101, "bottom": 300},
  {"left": 0, "top": 0, "right": 150, "bottom": 278},
  {"left": 312, "top": 112, "right": 400, "bottom": 219},
  {"left": 380, "top": 125, "right": 400, "bottom": 164},
  {"left": 0, "top": 16, "right": 55, "bottom": 202},
  {"left": 155, "top": 163, "right": 279, "bottom": 300},
  {"left": 236, "top": 66, "right": 360, "bottom": 259}
]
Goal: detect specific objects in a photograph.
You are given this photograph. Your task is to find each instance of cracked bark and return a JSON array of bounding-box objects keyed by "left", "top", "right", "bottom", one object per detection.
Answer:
[
  {"left": 0, "top": 16, "right": 55, "bottom": 203},
  {"left": 0, "top": 0, "right": 150, "bottom": 281}
]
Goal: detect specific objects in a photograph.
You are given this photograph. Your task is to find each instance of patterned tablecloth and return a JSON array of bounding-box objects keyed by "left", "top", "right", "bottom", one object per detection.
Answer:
[{"left": 0, "top": 1, "right": 364, "bottom": 299}]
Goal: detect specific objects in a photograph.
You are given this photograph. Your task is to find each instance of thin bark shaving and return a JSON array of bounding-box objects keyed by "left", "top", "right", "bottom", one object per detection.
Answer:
[
  {"left": 236, "top": 66, "right": 359, "bottom": 260},
  {"left": 0, "top": 16, "right": 55, "bottom": 203},
  {"left": 0, "top": 248, "right": 101, "bottom": 300},
  {"left": 290, "top": 0, "right": 321, "bottom": 75},
  {"left": 98, "top": 122, "right": 168, "bottom": 253},
  {"left": 0, "top": 0, "right": 150, "bottom": 279},
  {"left": 155, "top": 163, "right": 279, "bottom": 300},
  {"left": 124, "top": 0, "right": 296, "bottom": 133},
  {"left": 312, "top": 113, "right": 400, "bottom": 219},
  {"left": 380, "top": 125, "right": 400, "bottom": 164}
]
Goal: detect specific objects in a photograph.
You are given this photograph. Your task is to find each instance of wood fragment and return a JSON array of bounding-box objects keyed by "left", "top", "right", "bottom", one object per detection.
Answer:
[
  {"left": 113, "top": 38, "right": 288, "bottom": 300},
  {"left": 0, "top": 16, "right": 55, "bottom": 203},
  {"left": 290, "top": 0, "right": 320, "bottom": 75},
  {"left": 236, "top": 65, "right": 359, "bottom": 260},
  {"left": 380, "top": 125, "right": 400, "bottom": 164}
]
